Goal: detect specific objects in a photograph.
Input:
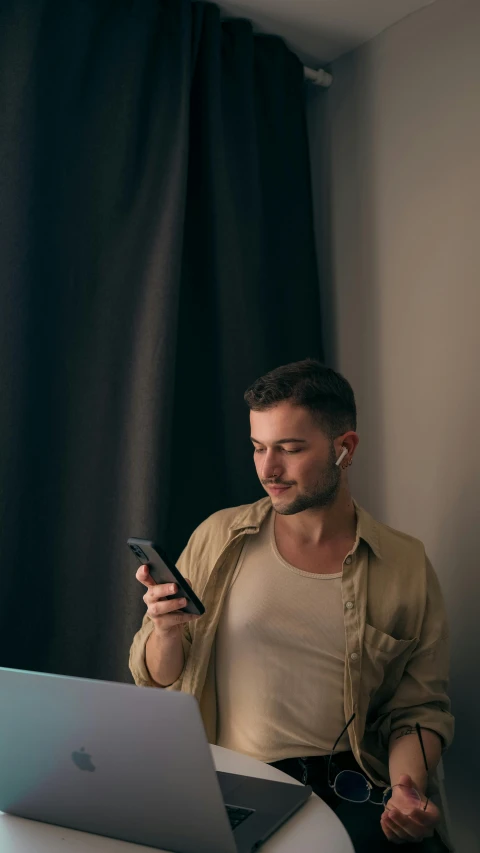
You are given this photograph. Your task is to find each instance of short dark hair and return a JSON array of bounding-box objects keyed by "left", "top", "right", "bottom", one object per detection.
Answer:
[{"left": 244, "top": 358, "right": 356, "bottom": 438}]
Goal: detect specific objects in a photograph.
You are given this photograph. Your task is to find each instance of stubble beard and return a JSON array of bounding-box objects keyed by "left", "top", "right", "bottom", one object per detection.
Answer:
[{"left": 272, "top": 443, "right": 341, "bottom": 516}]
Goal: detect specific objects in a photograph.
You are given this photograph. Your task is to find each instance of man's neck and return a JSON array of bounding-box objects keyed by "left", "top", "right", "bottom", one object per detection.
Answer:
[{"left": 274, "top": 487, "right": 357, "bottom": 549}]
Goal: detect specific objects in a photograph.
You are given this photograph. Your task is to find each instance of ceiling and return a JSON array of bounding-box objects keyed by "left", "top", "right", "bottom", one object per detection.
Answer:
[{"left": 217, "top": 0, "right": 437, "bottom": 66}]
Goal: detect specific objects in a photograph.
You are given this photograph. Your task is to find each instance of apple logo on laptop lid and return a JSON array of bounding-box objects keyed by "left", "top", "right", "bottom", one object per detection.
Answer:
[{"left": 71, "top": 747, "right": 95, "bottom": 772}]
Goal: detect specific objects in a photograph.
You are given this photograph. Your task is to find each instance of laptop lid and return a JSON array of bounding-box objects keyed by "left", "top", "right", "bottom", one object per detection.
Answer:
[{"left": 0, "top": 668, "right": 236, "bottom": 853}]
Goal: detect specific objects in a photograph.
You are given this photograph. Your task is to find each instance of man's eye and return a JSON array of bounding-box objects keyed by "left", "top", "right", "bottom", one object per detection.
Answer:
[{"left": 253, "top": 447, "right": 301, "bottom": 454}]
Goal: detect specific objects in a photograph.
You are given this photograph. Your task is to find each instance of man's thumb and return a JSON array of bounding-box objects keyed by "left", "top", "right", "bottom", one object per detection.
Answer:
[
  {"left": 398, "top": 774, "right": 414, "bottom": 788},
  {"left": 136, "top": 564, "right": 154, "bottom": 586}
]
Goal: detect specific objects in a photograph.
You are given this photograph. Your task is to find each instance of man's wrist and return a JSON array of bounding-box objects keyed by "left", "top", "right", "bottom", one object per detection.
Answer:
[
  {"left": 151, "top": 626, "right": 183, "bottom": 644},
  {"left": 388, "top": 727, "right": 439, "bottom": 795},
  {"left": 145, "top": 629, "right": 185, "bottom": 687},
  {"left": 390, "top": 772, "right": 427, "bottom": 796}
]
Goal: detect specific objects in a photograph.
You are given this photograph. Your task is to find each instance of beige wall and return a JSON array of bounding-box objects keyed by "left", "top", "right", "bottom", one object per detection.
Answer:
[{"left": 307, "top": 0, "right": 480, "bottom": 850}]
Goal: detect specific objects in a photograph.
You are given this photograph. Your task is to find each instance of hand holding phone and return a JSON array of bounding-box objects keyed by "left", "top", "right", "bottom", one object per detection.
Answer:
[
  {"left": 137, "top": 568, "right": 201, "bottom": 639},
  {"left": 128, "top": 538, "right": 205, "bottom": 639}
]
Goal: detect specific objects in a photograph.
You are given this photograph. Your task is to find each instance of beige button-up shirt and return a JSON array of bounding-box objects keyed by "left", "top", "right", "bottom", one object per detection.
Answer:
[{"left": 130, "top": 497, "right": 453, "bottom": 792}]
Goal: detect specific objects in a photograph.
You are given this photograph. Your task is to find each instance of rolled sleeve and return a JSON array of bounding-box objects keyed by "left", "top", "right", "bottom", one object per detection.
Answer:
[
  {"left": 129, "top": 613, "right": 192, "bottom": 690},
  {"left": 387, "top": 638, "right": 454, "bottom": 749},
  {"left": 378, "top": 559, "right": 454, "bottom": 751}
]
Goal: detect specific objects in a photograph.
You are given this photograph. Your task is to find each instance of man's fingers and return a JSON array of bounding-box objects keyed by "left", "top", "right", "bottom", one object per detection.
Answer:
[
  {"left": 381, "top": 814, "right": 413, "bottom": 844},
  {"left": 383, "top": 810, "right": 421, "bottom": 840},
  {"left": 383, "top": 798, "right": 438, "bottom": 840},
  {"left": 148, "top": 597, "right": 188, "bottom": 618},
  {"left": 136, "top": 567, "right": 192, "bottom": 591},
  {"left": 382, "top": 808, "right": 430, "bottom": 844},
  {"left": 381, "top": 818, "right": 407, "bottom": 844},
  {"left": 136, "top": 565, "right": 155, "bottom": 587},
  {"left": 407, "top": 807, "right": 437, "bottom": 828},
  {"left": 143, "top": 583, "right": 181, "bottom": 606},
  {"left": 136, "top": 567, "right": 201, "bottom": 634}
]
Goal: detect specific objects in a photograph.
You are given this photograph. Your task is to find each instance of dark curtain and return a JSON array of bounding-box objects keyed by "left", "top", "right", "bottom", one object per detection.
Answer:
[{"left": 0, "top": 0, "right": 323, "bottom": 683}]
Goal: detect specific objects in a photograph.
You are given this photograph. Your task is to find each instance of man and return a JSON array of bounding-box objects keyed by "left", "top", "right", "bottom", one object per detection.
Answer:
[{"left": 130, "top": 359, "right": 453, "bottom": 852}]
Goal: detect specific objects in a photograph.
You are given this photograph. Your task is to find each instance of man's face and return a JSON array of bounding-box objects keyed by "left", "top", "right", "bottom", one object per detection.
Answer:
[{"left": 250, "top": 402, "right": 342, "bottom": 515}]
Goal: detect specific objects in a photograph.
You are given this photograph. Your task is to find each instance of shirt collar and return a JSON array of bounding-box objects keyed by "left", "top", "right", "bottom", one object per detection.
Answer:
[
  {"left": 228, "top": 497, "right": 272, "bottom": 533},
  {"left": 229, "top": 496, "right": 382, "bottom": 560},
  {"left": 353, "top": 501, "right": 382, "bottom": 559}
]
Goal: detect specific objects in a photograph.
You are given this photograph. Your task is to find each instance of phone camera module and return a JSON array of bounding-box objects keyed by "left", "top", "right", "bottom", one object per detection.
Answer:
[{"left": 135, "top": 546, "right": 147, "bottom": 562}]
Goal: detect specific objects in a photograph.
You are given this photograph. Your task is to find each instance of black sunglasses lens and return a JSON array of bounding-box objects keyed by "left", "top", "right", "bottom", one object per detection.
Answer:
[{"left": 335, "top": 770, "right": 370, "bottom": 802}]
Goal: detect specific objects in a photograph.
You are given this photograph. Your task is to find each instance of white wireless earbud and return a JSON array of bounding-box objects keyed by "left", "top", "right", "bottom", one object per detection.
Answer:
[{"left": 336, "top": 446, "right": 349, "bottom": 467}]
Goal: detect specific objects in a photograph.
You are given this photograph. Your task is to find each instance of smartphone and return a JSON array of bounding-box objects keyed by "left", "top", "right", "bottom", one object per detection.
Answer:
[{"left": 127, "top": 537, "right": 205, "bottom": 616}]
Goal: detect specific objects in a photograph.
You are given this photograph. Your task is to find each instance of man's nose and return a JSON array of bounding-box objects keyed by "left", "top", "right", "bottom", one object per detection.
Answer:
[{"left": 261, "top": 455, "right": 282, "bottom": 481}]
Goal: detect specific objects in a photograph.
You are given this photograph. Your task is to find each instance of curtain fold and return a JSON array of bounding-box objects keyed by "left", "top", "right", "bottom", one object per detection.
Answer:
[{"left": 0, "top": 0, "right": 323, "bottom": 682}]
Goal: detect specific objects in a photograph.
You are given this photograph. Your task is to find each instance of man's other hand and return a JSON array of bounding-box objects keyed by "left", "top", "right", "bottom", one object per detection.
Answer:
[{"left": 380, "top": 774, "right": 440, "bottom": 845}]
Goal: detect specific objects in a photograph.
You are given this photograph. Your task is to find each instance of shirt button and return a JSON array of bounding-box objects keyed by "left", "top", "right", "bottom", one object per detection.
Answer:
[
  {"left": 345, "top": 556, "right": 352, "bottom": 565},
  {"left": 350, "top": 652, "right": 359, "bottom": 662},
  {"left": 345, "top": 601, "right": 354, "bottom": 610}
]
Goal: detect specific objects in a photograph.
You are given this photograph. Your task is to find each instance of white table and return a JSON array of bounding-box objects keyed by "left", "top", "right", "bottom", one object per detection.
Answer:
[{"left": 0, "top": 745, "right": 354, "bottom": 853}]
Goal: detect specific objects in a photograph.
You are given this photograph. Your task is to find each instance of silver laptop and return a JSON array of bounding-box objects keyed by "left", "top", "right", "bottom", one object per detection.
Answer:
[{"left": 0, "top": 668, "right": 311, "bottom": 853}]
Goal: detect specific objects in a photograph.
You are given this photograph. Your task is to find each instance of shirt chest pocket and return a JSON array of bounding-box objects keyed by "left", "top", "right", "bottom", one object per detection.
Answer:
[{"left": 362, "top": 624, "right": 419, "bottom": 711}]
